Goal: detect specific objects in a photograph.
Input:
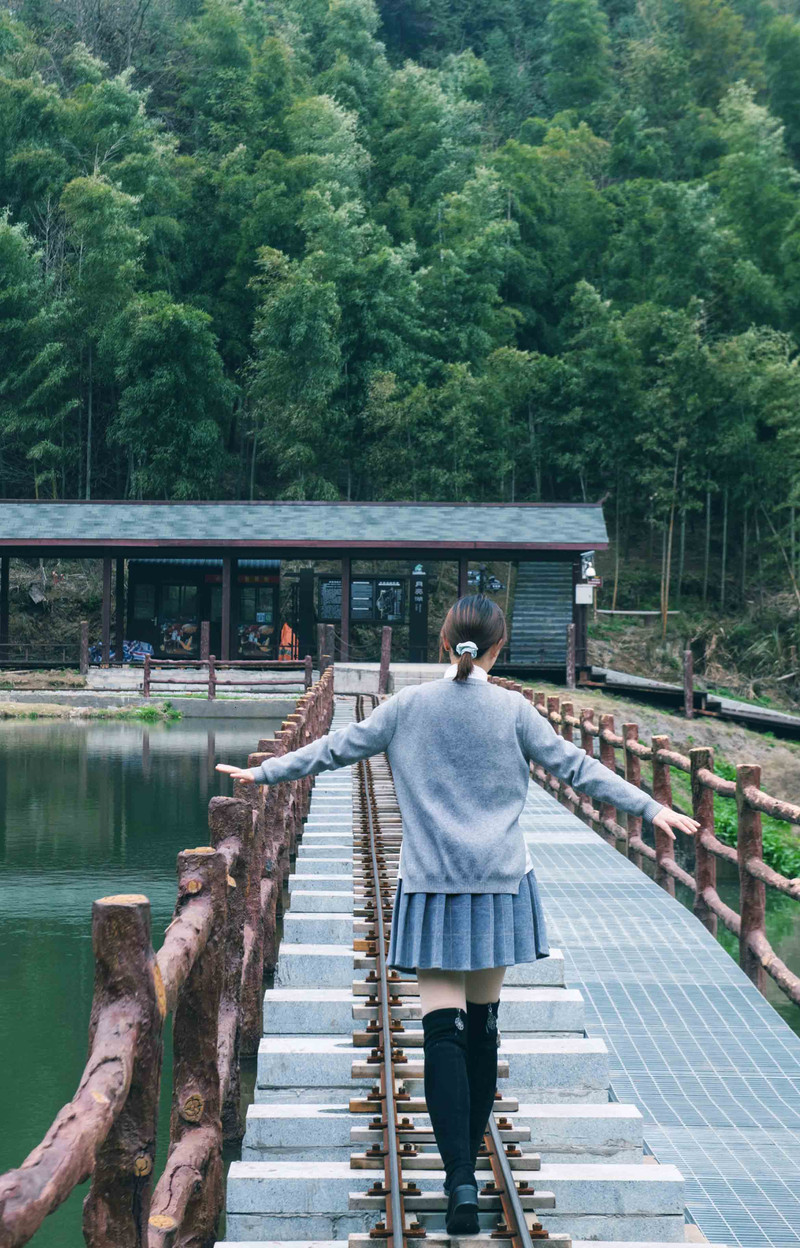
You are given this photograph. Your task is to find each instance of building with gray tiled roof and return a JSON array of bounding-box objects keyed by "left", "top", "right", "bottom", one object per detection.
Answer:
[{"left": 0, "top": 500, "right": 606, "bottom": 673}]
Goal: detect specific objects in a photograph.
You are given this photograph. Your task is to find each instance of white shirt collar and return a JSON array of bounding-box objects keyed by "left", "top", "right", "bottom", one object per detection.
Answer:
[{"left": 443, "top": 663, "right": 488, "bottom": 682}]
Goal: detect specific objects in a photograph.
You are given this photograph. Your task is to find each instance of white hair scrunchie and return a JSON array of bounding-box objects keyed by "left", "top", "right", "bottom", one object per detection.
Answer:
[{"left": 455, "top": 641, "right": 478, "bottom": 657}]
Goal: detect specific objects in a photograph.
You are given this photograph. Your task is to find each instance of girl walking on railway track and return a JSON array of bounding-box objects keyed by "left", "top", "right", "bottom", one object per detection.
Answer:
[{"left": 217, "top": 593, "right": 697, "bottom": 1234}]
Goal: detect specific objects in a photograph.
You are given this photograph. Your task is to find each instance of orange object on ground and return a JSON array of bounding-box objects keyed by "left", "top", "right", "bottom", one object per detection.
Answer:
[{"left": 278, "top": 622, "right": 298, "bottom": 660}]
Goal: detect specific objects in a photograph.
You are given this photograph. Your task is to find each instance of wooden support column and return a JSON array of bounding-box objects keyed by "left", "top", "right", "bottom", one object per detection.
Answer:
[
  {"left": 101, "top": 557, "right": 112, "bottom": 667},
  {"left": 0, "top": 556, "right": 9, "bottom": 649},
  {"left": 565, "top": 622, "right": 576, "bottom": 689},
  {"left": 80, "top": 620, "right": 89, "bottom": 675},
  {"left": 378, "top": 625, "right": 392, "bottom": 695},
  {"left": 221, "top": 556, "right": 232, "bottom": 662},
  {"left": 340, "top": 555, "right": 350, "bottom": 661},
  {"left": 683, "top": 648, "right": 694, "bottom": 719},
  {"left": 458, "top": 555, "right": 469, "bottom": 599},
  {"left": 114, "top": 558, "right": 125, "bottom": 665}
]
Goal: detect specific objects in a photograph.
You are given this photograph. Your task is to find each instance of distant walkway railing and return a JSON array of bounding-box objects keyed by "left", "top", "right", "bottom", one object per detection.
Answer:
[
  {"left": 142, "top": 655, "right": 314, "bottom": 699},
  {"left": 0, "top": 666, "right": 335, "bottom": 1248},
  {"left": 492, "top": 677, "right": 800, "bottom": 1009}
]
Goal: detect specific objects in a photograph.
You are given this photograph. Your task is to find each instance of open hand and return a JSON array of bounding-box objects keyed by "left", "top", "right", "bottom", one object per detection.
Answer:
[
  {"left": 652, "top": 807, "right": 699, "bottom": 842},
  {"left": 215, "top": 763, "right": 255, "bottom": 785}
]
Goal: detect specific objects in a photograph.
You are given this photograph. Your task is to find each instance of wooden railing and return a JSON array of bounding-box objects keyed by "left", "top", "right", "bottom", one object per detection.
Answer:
[
  {"left": 0, "top": 641, "right": 82, "bottom": 668},
  {"left": 491, "top": 677, "right": 800, "bottom": 1008},
  {"left": 142, "top": 655, "right": 314, "bottom": 699},
  {"left": 0, "top": 666, "right": 335, "bottom": 1248}
]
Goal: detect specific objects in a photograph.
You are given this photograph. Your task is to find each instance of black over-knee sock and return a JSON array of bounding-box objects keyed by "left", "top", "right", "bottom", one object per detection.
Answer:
[
  {"left": 466, "top": 999, "right": 500, "bottom": 1170},
  {"left": 422, "top": 1007, "right": 475, "bottom": 1192}
]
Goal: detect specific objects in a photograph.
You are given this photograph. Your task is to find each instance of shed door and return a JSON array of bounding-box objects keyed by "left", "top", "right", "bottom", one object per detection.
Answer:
[{"left": 509, "top": 562, "right": 573, "bottom": 666}]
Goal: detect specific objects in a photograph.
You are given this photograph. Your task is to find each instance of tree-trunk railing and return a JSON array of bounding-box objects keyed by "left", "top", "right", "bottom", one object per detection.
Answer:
[
  {"left": 490, "top": 676, "right": 800, "bottom": 1009},
  {"left": 142, "top": 655, "right": 314, "bottom": 700},
  {"left": 0, "top": 666, "right": 335, "bottom": 1248}
]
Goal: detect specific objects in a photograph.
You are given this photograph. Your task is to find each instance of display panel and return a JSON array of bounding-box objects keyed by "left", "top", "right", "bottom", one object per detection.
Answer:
[{"left": 318, "top": 577, "right": 343, "bottom": 621}]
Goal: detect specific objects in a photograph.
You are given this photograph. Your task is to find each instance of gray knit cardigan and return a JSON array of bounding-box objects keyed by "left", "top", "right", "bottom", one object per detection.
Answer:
[{"left": 248, "top": 679, "right": 664, "bottom": 894}]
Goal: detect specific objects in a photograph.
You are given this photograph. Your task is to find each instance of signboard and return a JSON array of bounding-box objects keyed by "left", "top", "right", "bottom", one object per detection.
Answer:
[
  {"left": 374, "top": 580, "right": 404, "bottom": 622},
  {"left": 409, "top": 565, "right": 428, "bottom": 661},
  {"left": 317, "top": 577, "right": 406, "bottom": 623},
  {"left": 586, "top": 577, "right": 603, "bottom": 587},
  {"left": 318, "top": 577, "right": 342, "bottom": 622},
  {"left": 351, "top": 580, "right": 375, "bottom": 620}
]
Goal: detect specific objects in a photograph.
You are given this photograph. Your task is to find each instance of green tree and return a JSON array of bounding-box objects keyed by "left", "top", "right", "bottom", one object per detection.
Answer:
[{"left": 544, "top": 0, "right": 611, "bottom": 117}]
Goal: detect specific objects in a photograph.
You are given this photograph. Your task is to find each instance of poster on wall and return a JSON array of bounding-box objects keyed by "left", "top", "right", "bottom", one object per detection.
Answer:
[
  {"left": 318, "top": 577, "right": 343, "bottom": 622},
  {"left": 160, "top": 621, "right": 198, "bottom": 654},
  {"left": 351, "top": 580, "right": 375, "bottom": 620},
  {"left": 375, "top": 580, "right": 404, "bottom": 621}
]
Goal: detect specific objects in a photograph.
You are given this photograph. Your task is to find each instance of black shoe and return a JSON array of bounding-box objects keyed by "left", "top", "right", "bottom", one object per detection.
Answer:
[
  {"left": 446, "top": 1181, "right": 480, "bottom": 1234},
  {"left": 422, "top": 1007, "right": 475, "bottom": 1206}
]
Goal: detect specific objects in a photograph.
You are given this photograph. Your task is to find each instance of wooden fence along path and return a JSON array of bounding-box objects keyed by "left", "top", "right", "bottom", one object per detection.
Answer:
[
  {"left": 491, "top": 677, "right": 800, "bottom": 1009},
  {"left": 0, "top": 667, "right": 334, "bottom": 1248},
  {"left": 142, "top": 655, "right": 314, "bottom": 699}
]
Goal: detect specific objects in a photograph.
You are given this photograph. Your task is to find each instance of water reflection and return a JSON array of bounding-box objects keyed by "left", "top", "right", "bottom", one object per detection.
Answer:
[{"left": 0, "top": 716, "right": 280, "bottom": 1248}]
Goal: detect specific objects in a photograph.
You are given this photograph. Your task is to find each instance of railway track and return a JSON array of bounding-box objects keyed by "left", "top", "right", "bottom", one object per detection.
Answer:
[{"left": 348, "top": 694, "right": 562, "bottom": 1248}]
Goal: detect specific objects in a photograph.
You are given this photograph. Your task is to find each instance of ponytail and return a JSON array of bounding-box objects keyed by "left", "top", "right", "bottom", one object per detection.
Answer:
[{"left": 455, "top": 641, "right": 478, "bottom": 683}]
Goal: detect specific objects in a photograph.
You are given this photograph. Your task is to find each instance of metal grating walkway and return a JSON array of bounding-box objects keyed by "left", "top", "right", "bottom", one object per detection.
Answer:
[{"left": 522, "top": 786, "right": 800, "bottom": 1248}]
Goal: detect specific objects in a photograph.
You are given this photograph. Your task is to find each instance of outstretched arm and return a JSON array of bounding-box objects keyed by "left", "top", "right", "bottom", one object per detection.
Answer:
[
  {"left": 518, "top": 696, "right": 698, "bottom": 840},
  {"left": 217, "top": 695, "right": 399, "bottom": 787}
]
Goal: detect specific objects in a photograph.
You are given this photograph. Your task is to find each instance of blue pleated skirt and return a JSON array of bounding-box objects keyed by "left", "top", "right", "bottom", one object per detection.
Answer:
[{"left": 386, "top": 867, "right": 550, "bottom": 975}]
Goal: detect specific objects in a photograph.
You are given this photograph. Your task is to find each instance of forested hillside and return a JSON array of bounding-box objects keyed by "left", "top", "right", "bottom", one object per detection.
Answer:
[{"left": 3, "top": 0, "right": 800, "bottom": 611}]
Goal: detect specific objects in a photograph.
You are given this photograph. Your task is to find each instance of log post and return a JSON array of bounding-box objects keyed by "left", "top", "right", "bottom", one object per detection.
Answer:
[
  {"left": 683, "top": 648, "right": 694, "bottom": 719},
  {"left": 234, "top": 772, "right": 267, "bottom": 1055},
  {"left": 651, "top": 735, "right": 676, "bottom": 896},
  {"left": 80, "top": 620, "right": 90, "bottom": 675},
  {"left": 623, "top": 723, "right": 641, "bottom": 863},
  {"left": 691, "top": 747, "right": 717, "bottom": 936},
  {"left": 304, "top": 654, "right": 313, "bottom": 690},
  {"left": 143, "top": 653, "right": 151, "bottom": 699},
  {"left": 209, "top": 798, "right": 253, "bottom": 1141},
  {"left": 200, "top": 621, "right": 210, "bottom": 662},
  {"left": 580, "top": 708, "right": 595, "bottom": 758},
  {"left": 83, "top": 895, "right": 165, "bottom": 1248},
  {"left": 598, "top": 714, "right": 618, "bottom": 844},
  {"left": 565, "top": 622, "right": 576, "bottom": 689},
  {"left": 737, "top": 762, "right": 766, "bottom": 993},
  {"left": 559, "top": 701, "right": 576, "bottom": 814},
  {"left": 208, "top": 655, "right": 216, "bottom": 701},
  {"left": 378, "top": 625, "right": 392, "bottom": 695},
  {"left": 546, "top": 697, "right": 564, "bottom": 805},
  {"left": 149, "top": 848, "right": 227, "bottom": 1247}
]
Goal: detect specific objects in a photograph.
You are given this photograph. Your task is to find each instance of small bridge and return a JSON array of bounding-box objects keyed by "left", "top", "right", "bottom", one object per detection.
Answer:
[{"left": 2, "top": 670, "right": 800, "bottom": 1248}]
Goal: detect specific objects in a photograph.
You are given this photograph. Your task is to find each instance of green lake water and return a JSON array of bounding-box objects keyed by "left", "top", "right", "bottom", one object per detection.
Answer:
[{"left": 0, "top": 716, "right": 281, "bottom": 1248}]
